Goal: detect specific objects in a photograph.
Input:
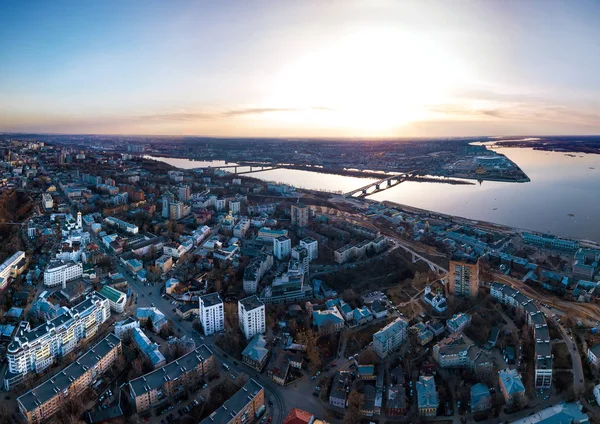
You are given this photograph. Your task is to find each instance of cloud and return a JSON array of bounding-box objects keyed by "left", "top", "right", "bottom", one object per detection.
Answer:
[{"left": 131, "top": 106, "right": 335, "bottom": 122}]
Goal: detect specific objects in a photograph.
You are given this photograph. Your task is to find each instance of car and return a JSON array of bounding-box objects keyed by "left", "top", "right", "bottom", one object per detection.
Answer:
[
  {"left": 268, "top": 400, "right": 273, "bottom": 407},
  {"left": 311, "top": 375, "right": 317, "bottom": 380},
  {"left": 202, "top": 383, "right": 208, "bottom": 389},
  {"left": 193, "top": 400, "right": 199, "bottom": 406},
  {"left": 223, "top": 354, "right": 228, "bottom": 358},
  {"left": 231, "top": 374, "right": 236, "bottom": 379},
  {"left": 315, "top": 386, "right": 321, "bottom": 391},
  {"left": 233, "top": 361, "right": 239, "bottom": 365},
  {"left": 316, "top": 371, "right": 321, "bottom": 376},
  {"left": 313, "top": 392, "right": 319, "bottom": 397},
  {"left": 331, "top": 362, "right": 337, "bottom": 366}
]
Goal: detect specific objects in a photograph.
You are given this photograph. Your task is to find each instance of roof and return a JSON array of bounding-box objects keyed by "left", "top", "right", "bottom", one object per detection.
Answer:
[
  {"left": 200, "top": 292, "right": 222, "bottom": 307},
  {"left": 374, "top": 318, "right": 408, "bottom": 344},
  {"left": 17, "top": 334, "right": 121, "bottom": 413},
  {"left": 242, "top": 334, "right": 269, "bottom": 363},
  {"left": 509, "top": 401, "right": 588, "bottom": 424},
  {"left": 416, "top": 375, "right": 438, "bottom": 409},
  {"left": 499, "top": 368, "right": 525, "bottom": 395},
  {"left": 129, "top": 344, "right": 213, "bottom": 398},
  {"left": 98, "top": 285, "right": 126, "bottom": 303},
  {"left": 200, "top": 379, "right": 264, "bottom": 423},
  {"left": 239, "top": 295, "right": 264, "bottom": 311},
  {"left": 283, "top": 408, "right": 314, "bottom": 424},
  {"left": 312, "top": 308, "right": 344, "bottom": 327},
  {"left": 470, "top": 383, "right": 491, "bottom": 409}
]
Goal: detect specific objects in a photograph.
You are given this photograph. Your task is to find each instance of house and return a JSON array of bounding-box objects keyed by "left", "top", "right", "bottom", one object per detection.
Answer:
[
  {"left": 242, "top": 334, "right": 270, "bottom": 371},
  {"left": 312, "top": 307, "right": 344, "bottom": 335},
  {"left": 283, "top": 408, "right": 318, "bottom": 424},
  {"left": 386, "top": 385, "right": 406, "bottom": 416},
  {"left": 329, "top": 371, "right": 349, "bottom": 408},
  {"left": 411, "top": 322, "right": 434, "bottom": 345},
  {"left": 588, "top": 344, "right": 600, "bottom": 367},
  {"left": 352, "top": 307, "right": 373, "bottom": 325},
  {"left": 357, "top": 365, "right": 376, "bottom": 380},
  {"left": 423, "top": 285, "right": 447, "bottom": 313},
  {"left": 370, "top": 300, "right": 388, "bottom": 319},
  {"left": 510, "top": 402, "right": 589, "bottom": 424},
  {"left": 267, "top": 349, "right": 291, "bottom": 386},
  {"left": 498, "top": 368, "right": 526, "bottom": 405},
  {"left": 416, "top": 375, "right": 438, "bottom": 417},
  {"left": 470, "top": 383, "right": 492, "bottom": 413},
  {"left": 446, "top": 313, "right": 471, "bottom": 334}
]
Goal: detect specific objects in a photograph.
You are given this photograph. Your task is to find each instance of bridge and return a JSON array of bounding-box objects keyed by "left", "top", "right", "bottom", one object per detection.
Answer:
[
  {"left": 396, "top": 242, "right": 447, "bottom": 274},
  {"left": 203, "top": 163, "right": 280, "bottom": 175},
  {"left": 344, "top": 171, "right": 416, "bottom": 198}
]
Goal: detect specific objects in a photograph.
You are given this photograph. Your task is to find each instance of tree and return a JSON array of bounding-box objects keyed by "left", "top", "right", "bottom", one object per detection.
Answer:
[
  {"left": 345, "top": 390, "right": 364, "bottom": 424},
  {"left": 358, "top": 349, "right": 379, "bottom": 365},
  {"left": 297, "top": 329, "right": 322, "bottom": 373}
]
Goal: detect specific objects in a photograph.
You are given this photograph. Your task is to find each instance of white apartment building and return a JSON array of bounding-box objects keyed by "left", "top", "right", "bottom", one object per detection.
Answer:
[
  {"left": 273, "top": 236, "right": 291, "bottom": 260},
  {"left": 41, "top": 193, "right": 53, "bottom": 209},
  {"left": 198, "top": 293, "right": 224, "bottom": 335},
  {"left": 233, "top": 218, "right": 250, "bottom": 238},
  {"left": 215, "top": 198, "right": 226, "bottom": 211},
  {"left": 300, "top": 237, "right": 318, "bottom": 261},
  {"left": 238, "top": 295, "right": 266, "bottom": 340},
  {"left": 291, "top": 245, "right": 309, "bottom": 275},
  {"left": 0, "top": 250, "right": 26, "bottom": 290},
  {"left": 5, "top": 292, "right": 111, "bottom": 390},
  {"left": 243, "top": 254, "right": 273, "bottom": 294},
  {"left": 43, "top": 260, "right": 83, "bottom": 287},
  {"left": 230, "top": 201, "right": 241, "bottom": 215},
  {"left": 373, "top": 318, "right": 409, "bottom": 359},
  {"left": 104, "top": 216, "right": 139, "bottom": 234}
]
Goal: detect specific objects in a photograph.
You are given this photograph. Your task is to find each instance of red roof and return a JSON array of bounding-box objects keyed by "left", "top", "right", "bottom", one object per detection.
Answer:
[{"left": 283, "top": 408, "right": 313, "bottom": 424}]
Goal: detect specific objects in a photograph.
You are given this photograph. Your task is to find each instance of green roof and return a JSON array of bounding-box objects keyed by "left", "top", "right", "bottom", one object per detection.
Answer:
[{"left": 99, "top": 286, "right": 125, "bottom": 303}]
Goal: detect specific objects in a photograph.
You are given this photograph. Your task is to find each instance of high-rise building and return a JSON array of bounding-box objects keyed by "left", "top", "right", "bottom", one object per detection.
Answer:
[
  {"left": 229, "top": 200, "right": 241, "bottom": 215},
  {"left": 300, "top": 237, "right": 318, "bottom": 261},
  {"left": 162, "top": 192, "right": 174, "bottom": 218},
  {"left": 448, "top": 258, "right": 480, "bottom": 297},
  {"left": 238, "top": 295, "right": 266, "bottom": 340},
  {"left": 177, "top": 185, "right": 190, "bottom": 202},
  {"left": 198, "top": 293, "right": 224, "bottom": 335},
  {"left": 169, "top": 201, "right": 183, "bottom": 220},
  {"left": 373, "top": 317, "right": 408, "bottom": 359},
  {"left": 291, "top": 203, "right": 309, "bottom": 227},
  {"left": 273, "top": 236, "right": 291, "bottom": 260}
]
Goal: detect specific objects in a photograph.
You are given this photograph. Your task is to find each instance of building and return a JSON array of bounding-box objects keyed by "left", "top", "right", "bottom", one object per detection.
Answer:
[
  {"left": 199, "top": 378, "right": 264, "bottom": 424},
  {"left": 291, "top": 204, "right": 309, "bottom": 227},
  {"left": 267, "top": 349, "right": 291, "bottom": 385},
  {"left": 169, "top": 201, "right": 183, "bottom": 220},
  {"left": 17, "top": 334, "right": 121, "bottom": 424},
  {"left": 155, "top": 254, "right": 173, "bottom": 274},
  {"left": 334, "top": 244, "right": 356, "bottom": 264},
  {"left": 132, "top": 327, "right": 166, "bottom": 368},
  {"left": 238, "top": 295, "right": 265, "bottom": 340},
  {"left": 136, "top": 307, "right": 168, "bottom": 334},
  {"left": 470, "top": 383, "right": 492, "bottom": 414},
  {"left": 522, "top": 232, "right": 579, "bottom": 251},
  {"left": 416, "top": 375, "right": 438, "bottom": 417},
  {"left": 432, "top": 333, "right": 492, "bottom": 376},
  {"left": 243, "top": 253, "right": 273, "bottom": 294},
  {"left": 386, "top": 384, "right": 407, "bottom": 416},
  {"left": 509, "top": 402, "right": 589, "bottom": 424},
  {"left": 0, "top": 250, "right": 26, "bottom": 290},
  {"left": 198, "top": 293, "right": 224, "bottom": 335},
  {"left": 5, "top": 293, "right": 111, "bottom": 390},
  {"left": 448, "top": 258, "right": 480, "bottom": 297},
  {"left": 177, "top": 185, "right": 190, "bottom": 202},
  {"left": 329, "top": 371, "right": 350, "bottom": 408},
  {"left": 300, "top": 237, "right": 318, "bottom": 261},
  {"left": 104, "top": 216, "right": 139, "bottom": 234},
  {"left": 273, "top": 236, "right": 292, "bottom": 260},
  {"left": 587, "top": 344, "right": 600, "bottom": 367},
  {"left": 498, "top": 368, "right": 526, "bottom": 406},
  {"left": 283, "top": 408, "right": 319, "bottom": 424},
  {"left": 491, "top": 283, "right": 553, "bottom": 389},
  {"left": 291, "top": 245, "right": 309, "bottom": 275},
  {"left": 41, "top": 192, "right": 54, "bottom": 209},
  {"left": 43, "top": 260, "right": 83, "bottom": 287},
  {"left": 373, "top": 318, "right": 408, "bottom": 359},
  {"left": 229, "top": 200, "right": 241, "bottom": 215},
  {"left": 114, "top": 316, "right": 140, "bottom": 338},
  {"left": 423, "top": 285, "right": 447, "bottom": 313},
  {"left": 312, "top": 306, "right": 345, "bottom": 335},
  {"left": 161, "top": 192, "right": 174, "bottom": 218},
  {"left": 242, "top": 334, "right": 270, "bottom": 371},
  {"left": 98, "top": 285, "right": 127, "bottom": 313},
  {"left": 260, "top": 272, "right": 312, "bottom": 304},
  {"left": 446, "top": 313, "right": 471, "bottom": 334},
  {"left": 129, "top": 345, "right": 214, "bottom": 413}
]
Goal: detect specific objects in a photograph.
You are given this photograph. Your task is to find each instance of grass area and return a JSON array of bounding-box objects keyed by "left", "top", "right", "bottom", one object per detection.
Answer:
[
  {"left": 552, "top": 343, "right": 573, "bottom": 369},
  {"left": 387, "top": 284, "right": 412, "bottom": 305},
  {"left": 344, "top": 319, "right": 394, "bottom": 356},
  {"left": 553, "top": 371, "right": 574, "bottom": 397}
]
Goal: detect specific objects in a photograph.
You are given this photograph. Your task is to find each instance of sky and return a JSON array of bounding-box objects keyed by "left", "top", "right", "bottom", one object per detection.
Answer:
[{"left": 1, "top": 0, "right": 599, "bottom": 138}]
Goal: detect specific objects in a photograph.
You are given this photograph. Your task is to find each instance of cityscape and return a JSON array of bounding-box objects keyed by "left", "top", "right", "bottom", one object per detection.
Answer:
[{"left": 1, "top": 2, "right": 600, "bottom": 424}]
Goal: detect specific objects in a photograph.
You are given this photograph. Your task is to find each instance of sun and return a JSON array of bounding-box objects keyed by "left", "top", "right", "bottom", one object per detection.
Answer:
[{"left": 260, "top": 27, "right": 469, "bottom": 135}]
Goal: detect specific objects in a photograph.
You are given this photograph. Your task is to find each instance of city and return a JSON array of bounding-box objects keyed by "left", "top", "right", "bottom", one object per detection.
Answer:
[
  {"left": 0, "top": 138, "right": 597, "bottom": 424},
  {"left": 1, "top": 1, "right": 599, "bottom": 424}
]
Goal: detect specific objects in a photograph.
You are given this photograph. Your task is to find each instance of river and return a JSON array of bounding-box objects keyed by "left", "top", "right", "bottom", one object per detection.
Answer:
[{"left": 147, "top": 148, "right": 600, "bottom": 242}]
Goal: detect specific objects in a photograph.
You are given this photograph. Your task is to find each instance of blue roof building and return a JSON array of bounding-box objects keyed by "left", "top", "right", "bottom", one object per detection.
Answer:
[{"left": 470, "top": 383, "right": 492, "bottom": 413}]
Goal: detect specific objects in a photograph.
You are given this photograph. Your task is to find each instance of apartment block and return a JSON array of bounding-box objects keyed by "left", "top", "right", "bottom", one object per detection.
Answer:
[
  {"left": 5, "top": 292, "right": 111, "bottom": 390},
  {"left": 199, "top": 378, "right": 264, "bottom": 424},
  {"left": 238, "top": 295, "right": 265, "bottom": 340},
  {"left": 273, "top": 236, "right": 291, "bottom": 260},
  {"left": 43, "top": 260, "right": 83, "bottom": 287},
  {"left": 373, "top": 318, "right": 408, "bottom": 359},
  {"left": 199, "top": 293, "right": 224, "bottom": 335},
  {"left": 291, "top": 204, "right": 309, "bottom": 227},
  {"left": 129, "top": 345, "right": 214, "bottom": 413},
  {"left": 300, "top": 237, "right": 318, "bottom": 261},
  {"left": 448, "top": 258, "right": 480, "bottom": 297},
  {"left": 17, "top": 334, "right": 121, "bottom": 423}
]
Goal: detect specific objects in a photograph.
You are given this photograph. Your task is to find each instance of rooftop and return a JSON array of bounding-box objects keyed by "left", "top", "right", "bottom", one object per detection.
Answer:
[
  {"left": 200, "top": 378, "right": 263, "bottom": 423},
  {"left": 239, "top": 295, "right": 264, "bottom": 311},
  {"left": 200, "top": 292, "right": 223, "bottom": 307}
]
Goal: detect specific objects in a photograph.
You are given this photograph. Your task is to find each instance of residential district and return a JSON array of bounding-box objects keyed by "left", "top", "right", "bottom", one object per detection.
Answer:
[{"left": 0, "top": 137, "right": 597, "bottom": 424}]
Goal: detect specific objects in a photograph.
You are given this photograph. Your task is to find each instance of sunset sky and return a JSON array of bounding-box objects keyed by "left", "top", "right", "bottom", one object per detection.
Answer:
[{"left": 1, "top": 0, "right": 599, "bottom": 137}]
